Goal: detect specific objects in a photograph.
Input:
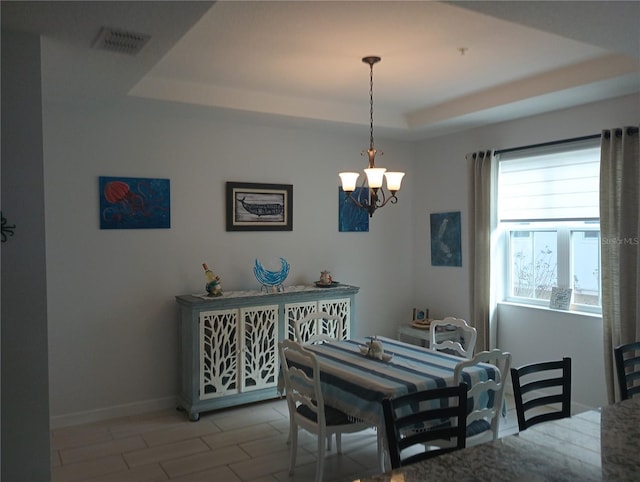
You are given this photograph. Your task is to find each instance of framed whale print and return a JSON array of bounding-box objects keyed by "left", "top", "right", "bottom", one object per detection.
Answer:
[{"left": 226, "top": 182, "right": 293, "bottom": 231}]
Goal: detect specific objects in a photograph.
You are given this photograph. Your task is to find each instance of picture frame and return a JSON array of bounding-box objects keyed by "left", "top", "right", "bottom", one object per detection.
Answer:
[
  {"left": 99, "top": 176, "right": 170, "bottom": 229},
  {"left": 412, "top": 307, "right": 430, "bottom": 322},
  {"left": 549, "top": 287, "right": 572, "bottom": 310},
  {"left": 226, "top": 182, "right": 293, "bottom": 231},
  {"left": 430, "top": 211, "right": 462, "bottom": 267}
]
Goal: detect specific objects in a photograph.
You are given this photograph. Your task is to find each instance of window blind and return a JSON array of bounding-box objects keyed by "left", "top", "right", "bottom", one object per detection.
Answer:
[{"left": 497, "top": 138, "right": 600, "bottom": 222}]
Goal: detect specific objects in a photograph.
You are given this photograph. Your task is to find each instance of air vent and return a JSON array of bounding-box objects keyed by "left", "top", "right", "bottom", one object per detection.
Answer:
[{"left": 92, "top": 27, "right": 151, "bottom": 56}]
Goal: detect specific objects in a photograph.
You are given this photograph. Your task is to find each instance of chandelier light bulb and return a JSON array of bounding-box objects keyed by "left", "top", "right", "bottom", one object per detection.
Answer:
[
  {"left": 385, "top": 172, "right": 405, "bottom": 192},
  {"left": 365, "top": 168, "right": 386, "bottom": 189},
  {"left": 339, "top": 172, "right": 360, "bottom": 192}
]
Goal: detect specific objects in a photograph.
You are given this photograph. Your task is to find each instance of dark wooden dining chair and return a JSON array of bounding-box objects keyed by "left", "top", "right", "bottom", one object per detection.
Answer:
[
  {"left": 382, "top": 383, "right": 468, "bottom": 469},
  {"left": 614, "top": 341, "right": 640, "bottom": 400},
  {"left": 510, "top": 357, "right": 571, "bottom": 431}
]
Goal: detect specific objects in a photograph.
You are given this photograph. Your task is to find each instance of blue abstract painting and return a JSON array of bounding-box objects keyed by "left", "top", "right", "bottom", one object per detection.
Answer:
[
  {"left": 99, "top": 176, "right": 170, "bottom": 229},
  {"left": 339, "top": 187, "right": 369, "bottom": 232},
  {"left": 430, "top": 211, "right": 462, "bottom": 267}
]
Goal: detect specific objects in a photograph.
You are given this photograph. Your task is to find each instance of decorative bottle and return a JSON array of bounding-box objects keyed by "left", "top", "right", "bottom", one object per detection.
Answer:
[{"left": 202, "top": 263, "right": 222, "bottom": 297}]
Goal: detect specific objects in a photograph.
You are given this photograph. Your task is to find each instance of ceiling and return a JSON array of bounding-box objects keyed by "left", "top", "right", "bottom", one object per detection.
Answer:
[{"left": 2, "top": 1, "right": 639, "bottom": 140}]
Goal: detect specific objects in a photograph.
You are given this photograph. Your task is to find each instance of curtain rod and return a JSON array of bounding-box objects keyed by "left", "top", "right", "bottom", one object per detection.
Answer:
[
  {"left": 495, "top": 126, "right": 638, "bottom": 155},
  {"left": 603, "top": 126, "right": 639, "bottom": 139},
  {"left": 494, "top": 134, "right": 600, "bottom": 156}
]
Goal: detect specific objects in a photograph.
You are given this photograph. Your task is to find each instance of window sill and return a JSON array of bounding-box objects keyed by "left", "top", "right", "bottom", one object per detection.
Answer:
[{"left": 498, "top": 301, "right": 602, "bottom": 320}]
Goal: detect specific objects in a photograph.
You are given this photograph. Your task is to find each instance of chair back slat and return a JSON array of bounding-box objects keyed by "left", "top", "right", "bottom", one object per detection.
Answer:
[
  {"left": 454, "top": 349, "right": 511, "bottom": 442},
  {"left": 383, "top": 383, "right": 468, "bottom": 469},
  {"left": 430, "top": 317, "right": 477, "bottom": 359},
  {"left": 614, "top": 341, "right": 640, "bottom": 400},
  {"left": 294, "top": 311, "right": 343, "bottom": 345},
  {"left": 510, "top": 357, "right": 571, "bottom": 431},
  {"left": 279, "top": 340, "right": 325, "bottom": 424}
]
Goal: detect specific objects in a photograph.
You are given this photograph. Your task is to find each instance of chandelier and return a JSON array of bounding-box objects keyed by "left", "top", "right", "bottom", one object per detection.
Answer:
[{"left": 339, "top": 56, "right": 405, "bottom": 218}]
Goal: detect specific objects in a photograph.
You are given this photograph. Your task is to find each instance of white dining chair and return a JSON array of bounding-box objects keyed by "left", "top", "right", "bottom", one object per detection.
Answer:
[
  {"left": 429, "top": 317, "right": 477, "bottom": 359},
  {"left": 429, "top": 349, "right": 511, "bottom": 450},
  {"left": 278, "top": 339, "right": 378, "bottom": 482},
  {"left": 294, "top": 311, "right": 343, "bottom": 345}
]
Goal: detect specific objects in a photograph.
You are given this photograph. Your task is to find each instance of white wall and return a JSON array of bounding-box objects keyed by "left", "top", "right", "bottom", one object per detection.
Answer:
[
  {"left": 498, "top": 303, "right": 605, "bottom": 409},
  {"left": 43, "top": 98, "right": 415, "bottom": 424},
  {"left": 412, "top": 94, "right": 639, "bottom": 409},
  {"left": 44, "top": 91, "right": 638, "bottom": 424}
]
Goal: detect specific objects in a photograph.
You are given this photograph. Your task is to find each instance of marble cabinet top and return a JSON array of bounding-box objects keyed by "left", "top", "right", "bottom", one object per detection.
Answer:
[{"left": 355, "top": 397, "right": 640, "bottom": 482}]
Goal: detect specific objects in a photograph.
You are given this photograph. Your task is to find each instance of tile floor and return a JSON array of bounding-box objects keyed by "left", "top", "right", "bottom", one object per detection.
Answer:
[{"left": 51, "top": 391, "right": 520, "bottom": 482}]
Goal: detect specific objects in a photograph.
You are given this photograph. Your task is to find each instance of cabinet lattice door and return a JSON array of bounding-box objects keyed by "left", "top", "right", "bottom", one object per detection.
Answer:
[
  {"left": 285, "top": 301, "right": 317, "bottom": 340},
  {"left": 241, "top": 305, "right": 278, "bottom": 392},
  {"left": 200, "top": 309, "right": 238, "bottom": 399},
  {"left": 285, "top": 298, "right": 351, "bottom": 341},
  {"left": 320, "top": 298, "right": 351, "bottom": 339}
]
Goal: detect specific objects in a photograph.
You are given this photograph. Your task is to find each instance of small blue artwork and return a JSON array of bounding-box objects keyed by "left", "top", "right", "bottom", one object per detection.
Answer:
[
  {"left": 99, "top": 176, "right": 170, "bottom": 229},
  {"left": 430, "top": 211, "right": 462, "bottom": 267},
  {"left": 339, "top": 187, "right": 369, "bottom": 232}
]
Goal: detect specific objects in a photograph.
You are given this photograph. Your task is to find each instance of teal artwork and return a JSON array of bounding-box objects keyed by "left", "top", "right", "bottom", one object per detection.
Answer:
[
  {"left": 339, "top": 187, "right": 369, "bottom": 232},
  {"left": 430, "top": 211, "right": 462, "bottom": 267}
]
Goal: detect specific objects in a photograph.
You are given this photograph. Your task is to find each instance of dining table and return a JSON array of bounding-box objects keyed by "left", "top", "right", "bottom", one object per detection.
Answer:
[
  {"left": 282, "top": 336, "right": 501, "bottom": 472},
  {"left": 353, "top": 396, "right": 640, "bottom": 482}
]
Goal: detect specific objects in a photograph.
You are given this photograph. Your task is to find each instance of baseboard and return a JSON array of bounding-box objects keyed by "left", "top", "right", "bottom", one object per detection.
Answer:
[{"left": 50, "top": 396, "right": 178, "bottom": 429}]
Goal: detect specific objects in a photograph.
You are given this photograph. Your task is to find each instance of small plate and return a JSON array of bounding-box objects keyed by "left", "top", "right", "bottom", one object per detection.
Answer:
[
  {"left": 411, "top": 320, "right": 431, "bottom": 330},
  {"left": 315, "top": 281, "right": 340, "bottom": 288}
]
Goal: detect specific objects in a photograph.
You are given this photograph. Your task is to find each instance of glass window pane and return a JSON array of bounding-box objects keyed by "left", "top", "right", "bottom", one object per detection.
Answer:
[
  {"left": 571, "top": 231, "right": 601, "bottom": 306},
  {"left": 510, "top": 230, "right": 558, "bottom": 300}
]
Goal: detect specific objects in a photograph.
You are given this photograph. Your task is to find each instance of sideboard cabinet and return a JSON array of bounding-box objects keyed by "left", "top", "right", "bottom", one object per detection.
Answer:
[{"left": 175, "top": 284, "right": 359, "bottom": 420}]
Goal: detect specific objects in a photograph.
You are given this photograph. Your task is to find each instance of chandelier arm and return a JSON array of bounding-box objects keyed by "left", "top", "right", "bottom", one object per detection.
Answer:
[
  {"left": 344, "top": 176, "right": 372, "bottom": 210},
  {"left": 375, "top": 186, "right": 387, "bottom": 206},
  {"left": 375, "top": 191, "right": 399, "bottom": 208}
]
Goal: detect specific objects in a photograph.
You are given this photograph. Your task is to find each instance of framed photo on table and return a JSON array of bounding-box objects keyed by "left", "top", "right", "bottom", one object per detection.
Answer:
[
  {"left": 549, "top": 287, "right": 572, "bottom": 310},
  {"left": 412, "top": 308, "right": 430, "bottom": 322}
]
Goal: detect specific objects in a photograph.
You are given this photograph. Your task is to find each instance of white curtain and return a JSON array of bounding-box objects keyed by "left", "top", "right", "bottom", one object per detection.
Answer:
[
  {"left": 600, "top": 126, "right": 640, "bottom": 403},
  {"left": 468, "top": 150, "right": 496, "bottom": 352}
]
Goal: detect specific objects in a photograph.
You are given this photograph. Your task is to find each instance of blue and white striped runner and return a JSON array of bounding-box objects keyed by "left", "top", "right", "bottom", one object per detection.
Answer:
[{"left": 304, "top": 336, "right": 499, "bottom": 427}]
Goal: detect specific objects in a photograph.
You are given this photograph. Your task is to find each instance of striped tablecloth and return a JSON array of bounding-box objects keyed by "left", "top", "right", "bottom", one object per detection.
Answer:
[{"left": 302, "top": 336, "right": 500, "bottom": 428}]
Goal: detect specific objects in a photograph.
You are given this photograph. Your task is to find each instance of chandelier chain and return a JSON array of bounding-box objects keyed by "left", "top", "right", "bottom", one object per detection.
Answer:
[
  {"left": 369, "top": 62, "right": 375, "bottom": 150},
  {"left": 338, "top": 55, "right": 404, "bottom": 218}
]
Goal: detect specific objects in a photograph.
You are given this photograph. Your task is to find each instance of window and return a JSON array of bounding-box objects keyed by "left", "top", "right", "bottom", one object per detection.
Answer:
[{"left": 496, "top": 137, "right": 601, "bottom": 313}]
